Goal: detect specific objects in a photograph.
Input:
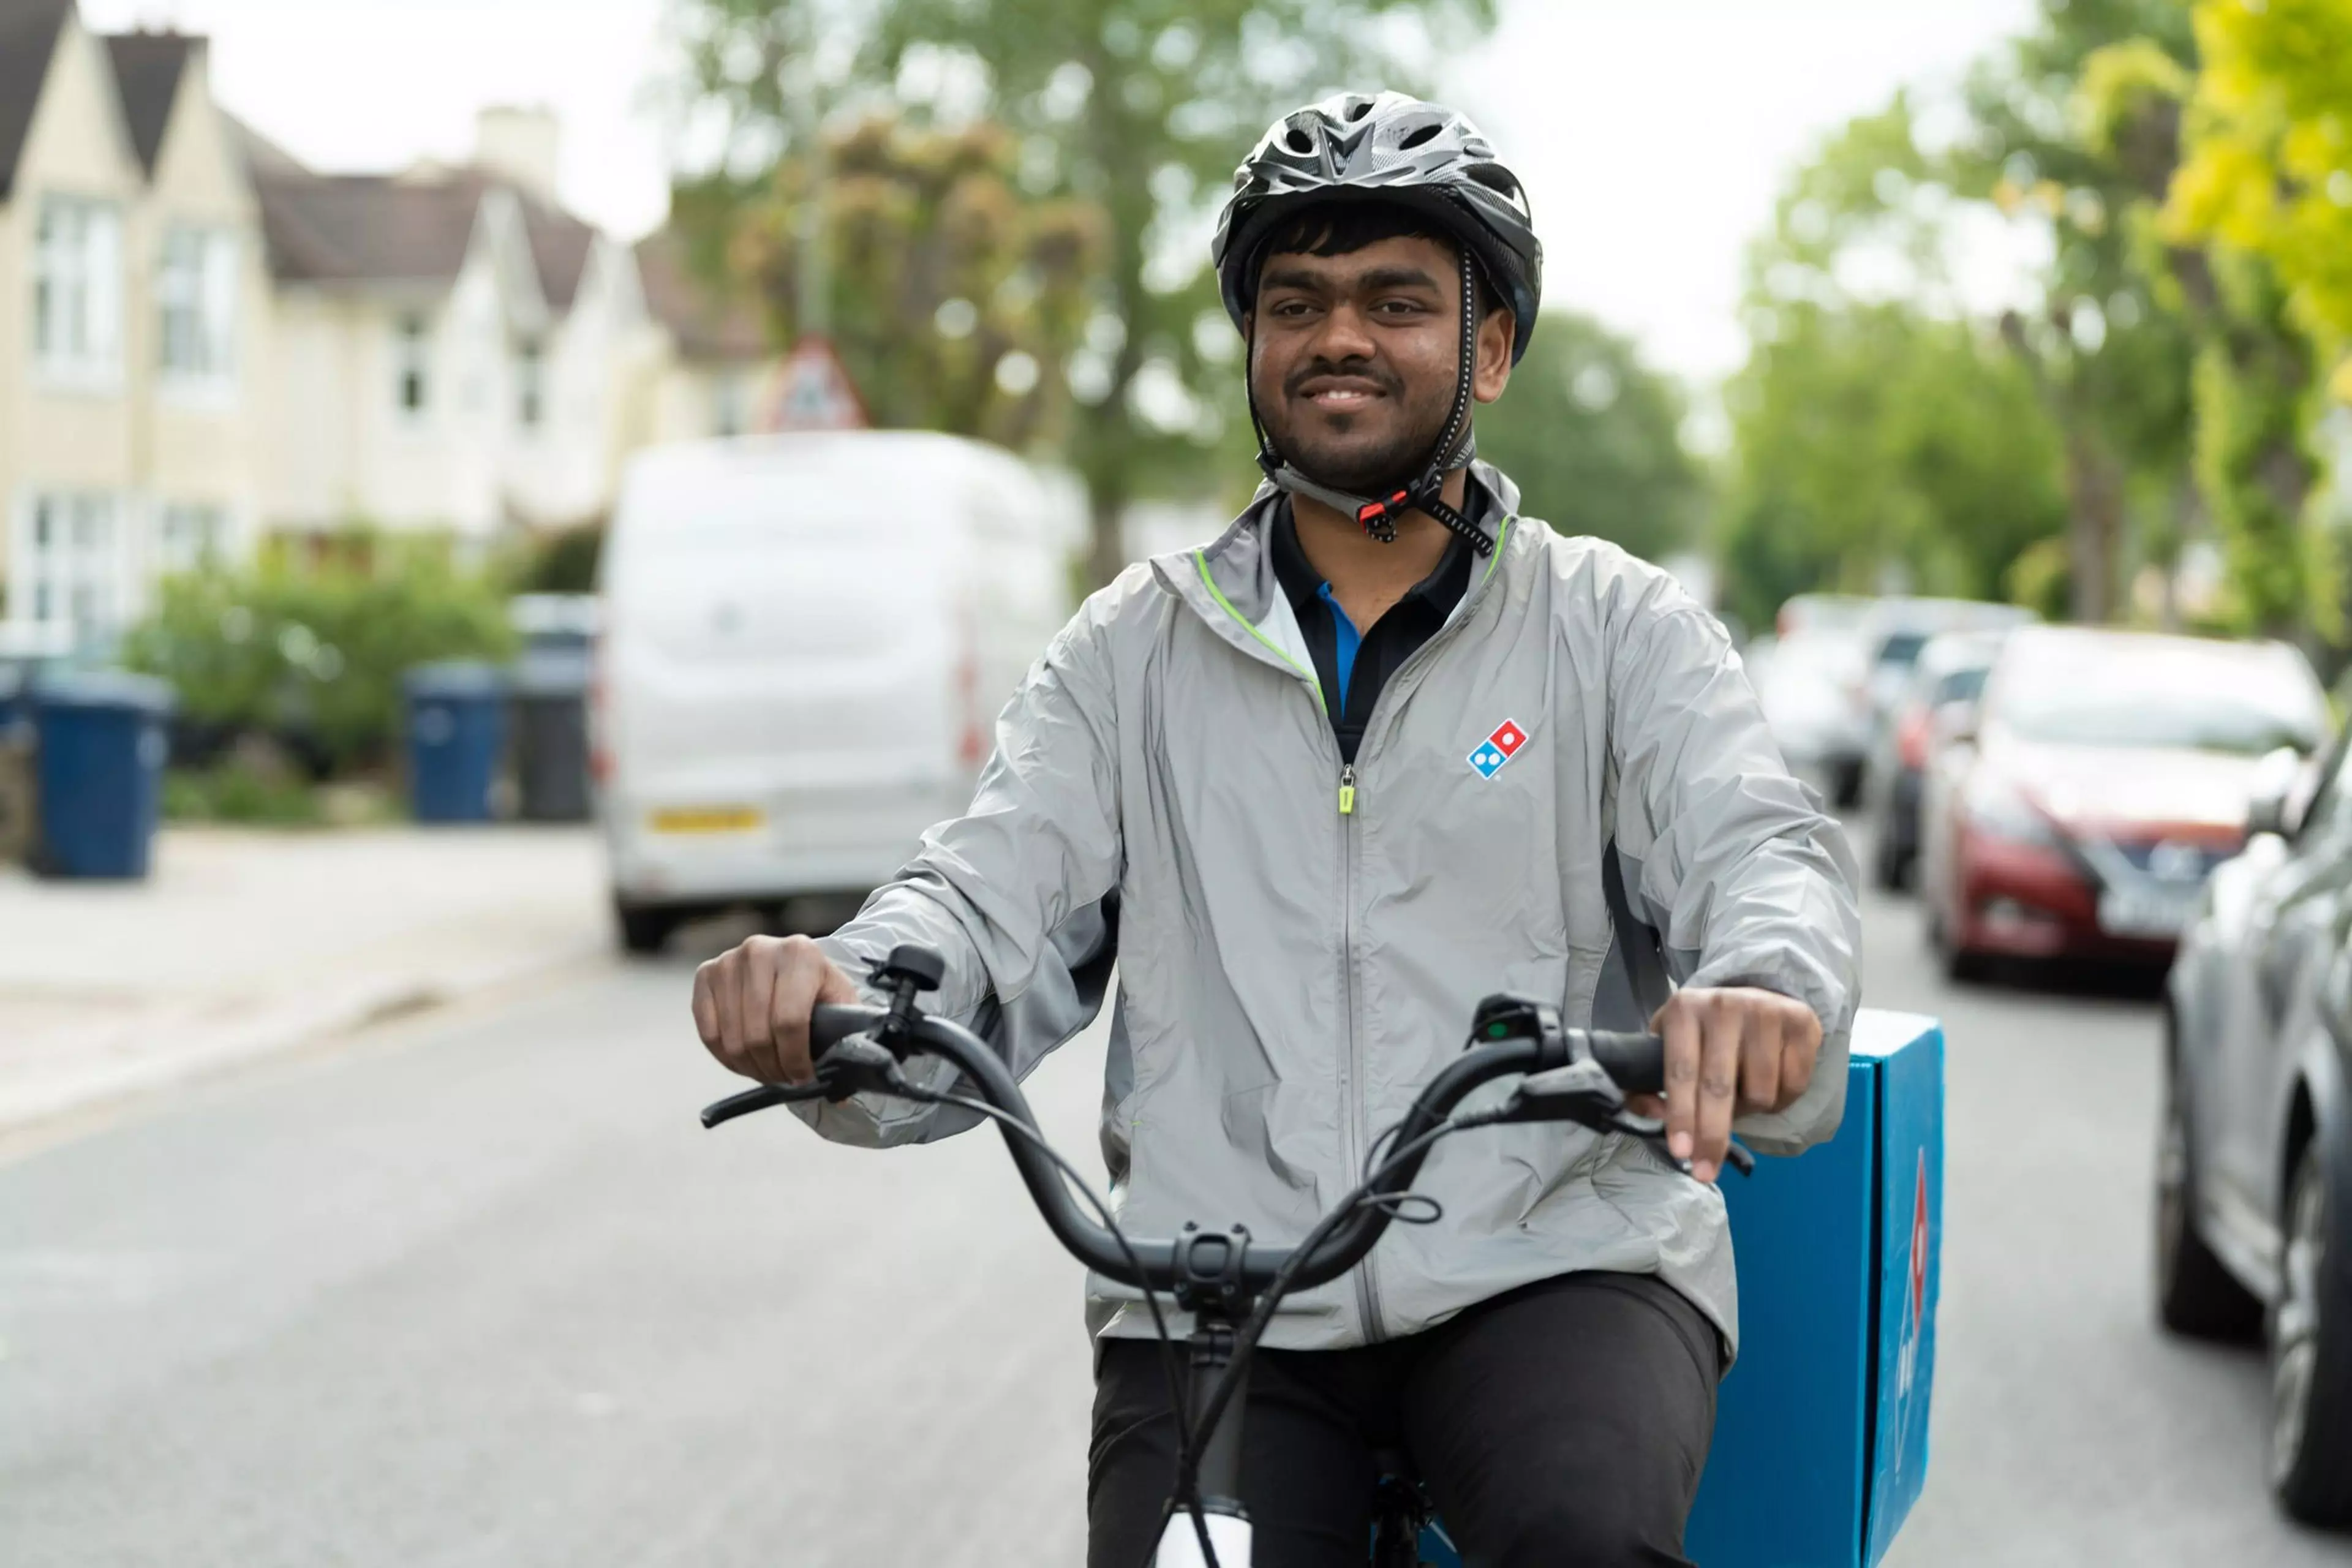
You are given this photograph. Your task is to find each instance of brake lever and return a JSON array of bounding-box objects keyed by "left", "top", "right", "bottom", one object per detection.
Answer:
[
  {"left": 1605, "top": 1107, "right": 1757, "bottom": 1179},
  {"left": 1494, "top": 1061, "right": 1754, "bottom": 1180},
  {"left": 699, "top": 1036, "right": 900, "bottom": 1128}
]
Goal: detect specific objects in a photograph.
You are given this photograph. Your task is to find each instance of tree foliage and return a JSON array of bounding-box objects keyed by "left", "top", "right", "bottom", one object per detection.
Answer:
[
  {"left": 684, "top": 115, "right": 1105, "bottom": 446},
  {"left": 1474, "top": 312, "right": 1703, "bottom": 565},
  {"left": 2157, "top": 0, "right": 2352, "bottom": 636},
  {"left": 673, "top": 0, "right": 1498, "bottom": 582},
  {"left": 123, "top": 538, "right": 517, "bottom": 773},
  {"left": 1717, "top": 97, "right": 2071, "bottom": 631},
  {"left": 1719, "top": 302, "right": 2068, "bottom": 632},
  {"left": 1949, "top": 1, "right": 2201, "bottom": 624}
]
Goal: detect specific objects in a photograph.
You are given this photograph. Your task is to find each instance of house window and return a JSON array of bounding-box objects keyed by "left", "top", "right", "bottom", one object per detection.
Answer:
[
  {"left": 394, "top": 313, "right": 431, "bottom": 416},
  {"left": 159, "top": 227, "right": 238, "bottom": 383},
  {"left": 514, "top": 336, "right": 545, "bottom": 430},
  {"left": 12, "top": 494, "right": 123, "bottom": 639},
  {"left": 32, "top": 197, "right": 124, "bottom": 380},
  {"left": 156, "top": 502, "right": 228, "bottom": 576}
]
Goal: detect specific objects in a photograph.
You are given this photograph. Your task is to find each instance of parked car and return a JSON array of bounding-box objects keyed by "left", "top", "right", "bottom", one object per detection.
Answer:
[
  {"left": 595, "top": 431, "right": 1080, "bottom": 953},
  {"left": 2161, "top": 726, "right": 2352, "bottom": 1525},
  {"left": 1853, "top": 597, "right": 2036, "bottom": 742},
  {"left": 1863, "top": 628, "right": 2009, "bottom": 890},
  {"left": 1749, "top": 627, "right": 1874, "bottom": 805},
  {"left": 1773, "top": 591, "right": 1875, "bottom": 639},
  {"left": 1918, "top": 626, "right": 2329, "bottom": 978}
]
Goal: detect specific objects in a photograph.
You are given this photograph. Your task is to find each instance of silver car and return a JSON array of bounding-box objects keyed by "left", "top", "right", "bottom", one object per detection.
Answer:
[{"left": 2161, "top": 726, "right": 2352, "bottom": 1525}]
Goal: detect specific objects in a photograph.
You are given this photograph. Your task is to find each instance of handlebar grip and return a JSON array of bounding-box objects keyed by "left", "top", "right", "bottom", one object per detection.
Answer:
[
  {"left": 809, "top": 1003, "right": 877, "bottom": 1059},
  {"left": 1585, "top": 1031, "right": 1665, "bottom": 1096}
]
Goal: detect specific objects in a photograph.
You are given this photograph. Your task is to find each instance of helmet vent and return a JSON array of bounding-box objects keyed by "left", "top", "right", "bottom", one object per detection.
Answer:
[
  {"left": 1285, "top": 126, "right": 1314, "bottom": 154},
  {"left": 1348, "top": 99, "right": 1373, "bottom": 121},
  {"left": 1398, "top": 121, "right": 1442, "bottom": 151}
]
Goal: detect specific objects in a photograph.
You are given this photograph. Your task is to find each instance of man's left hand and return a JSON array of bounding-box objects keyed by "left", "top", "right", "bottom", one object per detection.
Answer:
[{"left": 1631, "top": 986, "right": 1823, "bottom": 1184}]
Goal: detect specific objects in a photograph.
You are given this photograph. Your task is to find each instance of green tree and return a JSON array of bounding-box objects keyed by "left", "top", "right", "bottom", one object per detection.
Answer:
[
  {"left": 1718, "top": 97, "right": 2071, "bottom": 630},
  {"left": 685, "top": 115, "right": 1104, "bottom": 446},
  {"left": 1719, "top": 301, "right": 2069, "bottom": 633},
  {"left": 1474, "top": 311, "right": 1703, "bottom": 565},
  {"left": 1950, "top": 1, "right": 2201, "bottom": 625},
  {"left": 2157, "top": 0, "right": 2352, "bottom": 639},
  {"left": 674, "top": 0, "right": 1498, "bottom": 584}
]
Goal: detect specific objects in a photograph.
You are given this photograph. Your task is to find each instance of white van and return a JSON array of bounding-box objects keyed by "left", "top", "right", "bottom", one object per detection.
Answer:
[{"left": 595, "top": 431, "right": 1080, "bottom": 952}]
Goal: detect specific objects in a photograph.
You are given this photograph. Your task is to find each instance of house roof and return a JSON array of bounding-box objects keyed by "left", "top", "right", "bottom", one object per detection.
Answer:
[
  {"left": 635, "top": 229, "right": 770, "bottom": 362},
  {"left": 0, "top": 0, "right": 73, "bottom": 201},
  {"left": 247, "top": 149, "right": 600, "bottom": 308},
  {"left": 251, "top": 168, "right": 485, "bottom": 286},
  {"left": 104, "top": 29, "right": 195, "bottom": 176}
]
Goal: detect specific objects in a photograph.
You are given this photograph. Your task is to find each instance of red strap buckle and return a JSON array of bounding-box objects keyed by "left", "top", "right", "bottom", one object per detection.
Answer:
[{"left": 1355, "top": 490, "right": 1412, "bottom": 529}]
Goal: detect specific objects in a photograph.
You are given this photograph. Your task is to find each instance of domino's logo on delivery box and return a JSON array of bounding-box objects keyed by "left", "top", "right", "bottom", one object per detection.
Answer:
[{"left": 1468, "top": 718, "right": 1529, "bottom": 780}]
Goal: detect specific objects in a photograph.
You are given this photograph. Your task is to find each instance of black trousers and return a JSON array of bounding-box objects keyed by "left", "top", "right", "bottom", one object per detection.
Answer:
[{"left": 1088, "top": 1271, "right": 1720, "bottom": 1568}]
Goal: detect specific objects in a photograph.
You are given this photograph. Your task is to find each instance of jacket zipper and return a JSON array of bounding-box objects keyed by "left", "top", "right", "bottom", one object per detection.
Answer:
[
  {"left": 1191, "top": 519, "right": 1518, "bottom": 1348},
  {"left": 1338, "top": 761, "right": 1376, "bottom": 1341},
  {"left": 1337, "top": 514, "right": 1517, "bottom": 1345}
]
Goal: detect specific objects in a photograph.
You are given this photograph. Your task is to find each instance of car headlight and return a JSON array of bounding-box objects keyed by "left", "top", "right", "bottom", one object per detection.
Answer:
[{"left": 1965, "top": 778, "right": 2064, "bottom": 848}]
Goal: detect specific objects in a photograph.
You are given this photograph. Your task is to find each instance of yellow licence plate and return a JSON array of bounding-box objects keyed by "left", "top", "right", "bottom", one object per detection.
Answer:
[{"left": 648, "top": 805, "right": 765, "bottom": 834}]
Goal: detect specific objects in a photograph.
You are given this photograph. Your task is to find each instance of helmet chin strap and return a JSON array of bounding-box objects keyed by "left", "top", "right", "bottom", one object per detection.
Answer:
[{"left": 1250, "top": 244, "right": 1494, "bottom": 560}]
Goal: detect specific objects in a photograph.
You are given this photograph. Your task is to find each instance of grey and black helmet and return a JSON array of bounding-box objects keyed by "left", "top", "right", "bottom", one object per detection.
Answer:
[
  {"left": 1212, "top": 92, "right": 1543, "bottom": 555},
  {"left": 1213, "top": 92, "right": 1542, "bottom": 364}
]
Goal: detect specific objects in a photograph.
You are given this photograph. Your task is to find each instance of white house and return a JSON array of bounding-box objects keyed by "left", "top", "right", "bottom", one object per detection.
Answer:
[
  {"left": 246, "top": 109, "right": 654, "bottom": 541},
  {"left": 0, "top": 1, "right": 783, "bottom": 647},
  {"left": 0, "top": 1, "right": 271, "bottom": 641}
]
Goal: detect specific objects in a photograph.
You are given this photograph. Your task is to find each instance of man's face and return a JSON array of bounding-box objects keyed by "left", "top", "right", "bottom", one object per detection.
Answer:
[{"left": 1246, "top": 233, "right": 1511, "bottom": 496}]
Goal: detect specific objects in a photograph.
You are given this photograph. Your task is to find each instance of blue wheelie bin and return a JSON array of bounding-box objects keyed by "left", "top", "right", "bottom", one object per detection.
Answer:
[
  {"left": 30, "top": 669, "right": 175, "bottom": 879},
  {"left": 403, "top": 661, "right": 507, "bottom": 823}
]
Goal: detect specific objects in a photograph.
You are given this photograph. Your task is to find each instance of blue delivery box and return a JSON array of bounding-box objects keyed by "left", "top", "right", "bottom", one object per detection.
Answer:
[{"left": 1685, "top": 1008, "right": 1945, "bottom": 1567}]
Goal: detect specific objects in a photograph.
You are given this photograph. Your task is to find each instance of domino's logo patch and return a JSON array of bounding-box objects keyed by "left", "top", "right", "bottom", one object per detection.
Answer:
[{"left": 1467, "top": 718, "right": 1529, "bottom": 780}]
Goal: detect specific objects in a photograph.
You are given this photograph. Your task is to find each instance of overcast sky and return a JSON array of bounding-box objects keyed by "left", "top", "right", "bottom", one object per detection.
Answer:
[{"left": 88, "top": 0, "right": 2040, "bottom": 385}]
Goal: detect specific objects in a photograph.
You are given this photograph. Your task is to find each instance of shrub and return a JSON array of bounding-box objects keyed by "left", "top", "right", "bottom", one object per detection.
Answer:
[{"left": 124, "top": 539, "right": 517, "bottom": 775}]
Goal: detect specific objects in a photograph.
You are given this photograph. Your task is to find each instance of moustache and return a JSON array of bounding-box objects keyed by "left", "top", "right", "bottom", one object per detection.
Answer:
[{"left": 1283, "top": 358, "right": 1403, "bottom": 401}]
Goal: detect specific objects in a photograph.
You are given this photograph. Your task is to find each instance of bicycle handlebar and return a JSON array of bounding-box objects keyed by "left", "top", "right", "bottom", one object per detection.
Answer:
[{"left": 700, "top": 994, "right": 1693, "bottom": 1300}]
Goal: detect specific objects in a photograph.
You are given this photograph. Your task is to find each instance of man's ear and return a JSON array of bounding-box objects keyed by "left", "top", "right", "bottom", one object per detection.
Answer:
[{"left": 1472, "top": 309, "right": 1515, "bottom": 404}]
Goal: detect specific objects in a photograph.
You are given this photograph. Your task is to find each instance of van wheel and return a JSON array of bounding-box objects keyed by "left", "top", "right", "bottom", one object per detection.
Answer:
[
  {"left": 2270, "top": 1142, "right": 2352, "bottom": 1525},
  {"left": 614, "top": 898, "right": 677, "bottom": 956},
  {"left": 2154, "top": 1064, "right": 2261, "bottom": 1340}
]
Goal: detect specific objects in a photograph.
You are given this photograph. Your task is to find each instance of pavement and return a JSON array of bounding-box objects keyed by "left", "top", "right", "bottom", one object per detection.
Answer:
[
  {"left": 0, "top": 825, "right": 609, "bottom": 1134},
  {"left": 2, "top": 832, "right": 2351, "bottom": 1564}
]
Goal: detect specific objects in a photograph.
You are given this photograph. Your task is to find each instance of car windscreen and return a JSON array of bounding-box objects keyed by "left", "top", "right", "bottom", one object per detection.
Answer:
[
  {"left": 1997, "top": 645, "right": 2326, "bottom": 755},
  {"left": 1874, "top": 630, "right": 1932, "bottom": 667},
  {"left": 1929, "top": 666, "right": 1988, "bottom": 706}
]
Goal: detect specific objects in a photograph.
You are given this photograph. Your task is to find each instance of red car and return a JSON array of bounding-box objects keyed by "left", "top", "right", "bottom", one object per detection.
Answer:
[{"left": 1919, "top": 627, "right": 2330, "bottom": 978}]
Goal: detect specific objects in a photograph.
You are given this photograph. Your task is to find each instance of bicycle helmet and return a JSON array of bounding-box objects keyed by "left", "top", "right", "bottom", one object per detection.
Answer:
[{"left": 1212, "top": 92, "right": 1544, "bottom": 555}]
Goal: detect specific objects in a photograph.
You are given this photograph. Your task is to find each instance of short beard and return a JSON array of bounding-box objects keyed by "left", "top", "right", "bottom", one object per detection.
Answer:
[{"left": 1254, "top": 360, "right": 1455, "bottom": 496}]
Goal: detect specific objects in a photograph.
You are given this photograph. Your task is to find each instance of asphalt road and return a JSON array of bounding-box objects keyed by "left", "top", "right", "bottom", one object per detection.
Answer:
[{"left": 4, "top": 872, "right": 2350, "bottom": 1566}]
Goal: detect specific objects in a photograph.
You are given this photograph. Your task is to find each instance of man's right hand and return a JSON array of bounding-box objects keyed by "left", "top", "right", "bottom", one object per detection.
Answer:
[{"left": 692, "top": 935, "right": 861, "bottom": 1086}]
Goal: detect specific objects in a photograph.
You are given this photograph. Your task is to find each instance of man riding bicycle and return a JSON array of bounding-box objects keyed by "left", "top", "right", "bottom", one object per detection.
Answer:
[{"left": 693, "top": 92, "right": 1862, "bottom": 1567}]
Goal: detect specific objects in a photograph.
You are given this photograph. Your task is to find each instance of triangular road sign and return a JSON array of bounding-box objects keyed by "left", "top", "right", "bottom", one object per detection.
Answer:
[{"left": 764, "top": 335, "right": 869, "bottom": 431}]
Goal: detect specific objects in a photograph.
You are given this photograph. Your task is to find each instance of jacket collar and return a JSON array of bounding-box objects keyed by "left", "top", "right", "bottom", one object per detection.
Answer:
[{"left": 1152, "top": 460, "right": 1523, "bottom": 684}]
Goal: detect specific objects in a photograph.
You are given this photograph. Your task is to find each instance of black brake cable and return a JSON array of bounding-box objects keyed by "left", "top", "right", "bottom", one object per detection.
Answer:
[
  {"left": 882, "top": 1076, "right": 1226, "bottom": 1568},
  {"left": 1175, "top": 1107, "right": 1507, "bottom": 1512}
]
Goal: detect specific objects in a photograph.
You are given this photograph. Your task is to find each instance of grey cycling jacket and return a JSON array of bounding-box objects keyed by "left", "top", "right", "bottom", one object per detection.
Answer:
[{"left": 803, "top": 464, "right": 1862, "bottom": 1356}]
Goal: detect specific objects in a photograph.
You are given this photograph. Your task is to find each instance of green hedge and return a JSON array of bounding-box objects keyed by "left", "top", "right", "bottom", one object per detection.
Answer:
[{"left": 124, "top": 542, "right": 517, "bottom": 774}]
